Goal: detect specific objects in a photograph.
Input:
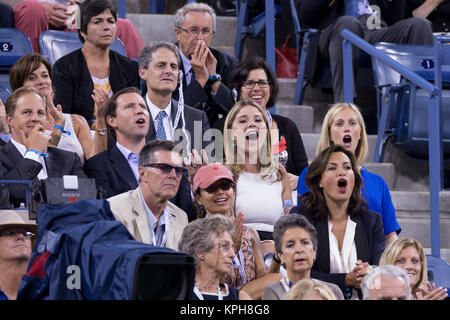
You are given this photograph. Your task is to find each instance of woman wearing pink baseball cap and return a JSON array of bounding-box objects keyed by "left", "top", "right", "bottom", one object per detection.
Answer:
[{"left": 192, "top": 163, "right": 282, "bottom": 300}]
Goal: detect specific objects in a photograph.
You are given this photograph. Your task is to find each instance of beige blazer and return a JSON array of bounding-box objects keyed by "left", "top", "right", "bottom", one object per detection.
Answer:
[{"left": 108, "top": 187, "right": 188, "bottom": 251}]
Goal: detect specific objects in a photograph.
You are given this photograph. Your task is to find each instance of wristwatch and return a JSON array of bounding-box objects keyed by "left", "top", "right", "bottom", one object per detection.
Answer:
[
  {"left": 97, "top": 128, "right": 107, "bottom": 136},
  {"left": 207, "top": 73, "right": 222, "bottom": 85}
]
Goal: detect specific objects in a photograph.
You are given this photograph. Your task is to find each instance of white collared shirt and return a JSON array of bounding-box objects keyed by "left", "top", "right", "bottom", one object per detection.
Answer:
[
  {"left": 139, "top": 188, "right": 170, "bottom": 247},
  {"left": 115, "top": 142, "right": 139, "bottom": 184},
  {"left": 145, "top": 94, "right": 173, "bottom": 141},
  {"left": 328, "top": 216, "right": 358, "bottom": 299},
  {"left": 10, "top": 138, "right": 48, "bottom": 180}
]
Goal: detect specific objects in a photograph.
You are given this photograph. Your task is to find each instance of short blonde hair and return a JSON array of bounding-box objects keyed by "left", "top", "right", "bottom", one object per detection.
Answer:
[
  {"left": 283, "top": 279, "right": 337, "bottom": 300},
  {"left": 379, "top": 237, "right": 427, "bottom": 295},
  {"left": 316, "top": 103, "right": 368, "bottom": 166}
]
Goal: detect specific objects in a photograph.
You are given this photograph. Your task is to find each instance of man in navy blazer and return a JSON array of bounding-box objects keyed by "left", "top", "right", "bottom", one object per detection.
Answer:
[
  {"left": 172, "top": 2, "right": 236, "bottom": 127},
  {"left": 0, "top": 87, "right": 86, "bottom": 207},
  {"left": 138, "top": 41, "right": 211, "bottom": 157},
  {"left": 84, "top": 87, "right": 149, "bottom": 199},
  {"left": 84, "top": 86, "right": 197, "bottom": 220}
]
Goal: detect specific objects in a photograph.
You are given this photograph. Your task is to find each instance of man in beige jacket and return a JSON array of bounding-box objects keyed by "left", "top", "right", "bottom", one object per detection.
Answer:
[{"left": 108, "top": 140, "right": 188, "bottom": 250}]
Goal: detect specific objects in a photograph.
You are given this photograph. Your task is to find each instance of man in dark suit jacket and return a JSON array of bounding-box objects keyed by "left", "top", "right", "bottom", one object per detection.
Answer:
[
  {"left": 1, "top": 87, "right": 86, "bottom": 207},
  {"left": 138, "top": 41, "right": 211, "bottom": 159},
  {"left": 173, "top": 2, "right": 236, "bottom": 127},
  {"left": 297, "top": 0, "right": 434, "bottom": 103},
  {"left": 84, "top": 87, "right": 149, "bottom": 199},
  {"left": 137, "top": 41, "right": 212, "bottom": 221}
]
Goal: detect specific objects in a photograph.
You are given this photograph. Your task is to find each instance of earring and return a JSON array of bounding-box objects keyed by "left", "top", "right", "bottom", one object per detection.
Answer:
[{"left": 200, "top": 256, "right": 205, "bottom": 262}]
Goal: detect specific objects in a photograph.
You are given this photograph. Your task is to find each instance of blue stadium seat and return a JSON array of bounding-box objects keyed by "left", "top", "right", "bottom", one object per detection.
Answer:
[
  {"left": 235, "top": 0, "right": 279, "bottom": 71},
  {"left": 426, "top": 255, "right": 450, "bottom": 292},
  {"left": 0, "top": 83, "right": 11, "bottom": 103},
  {"left": 39, "top": 30, "right": 127, "bottom": 66},
  {"left": 290, "top": 0, "right": 373, "bottom": 105},
  {"left": 0, "top": 28, "right": 33, "bottom": 102},
  {"left": 371, "top": 42, "right": 450, "bottom": 161}
]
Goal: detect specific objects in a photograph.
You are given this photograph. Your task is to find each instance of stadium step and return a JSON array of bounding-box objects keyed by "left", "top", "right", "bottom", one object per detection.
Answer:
[{"left": 393, "top": 190, "right": 450, "bottom": 262}]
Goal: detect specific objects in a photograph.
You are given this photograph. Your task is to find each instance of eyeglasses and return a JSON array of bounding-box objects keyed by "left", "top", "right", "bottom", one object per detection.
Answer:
[
  {"left": 180, "top": 27, "right": 215, "bottom": 37},
  {"left": 204, "top": 179, "right": 235, "bottom": 194},
  {"left": 142, "top": 163, "right": 187, "bottom": 176},
  {"left": 242, "top": 80, "right": 270, "bottom": 89},
  {"left": 0, "top": 230, "right": 35, "bottom": 239}
]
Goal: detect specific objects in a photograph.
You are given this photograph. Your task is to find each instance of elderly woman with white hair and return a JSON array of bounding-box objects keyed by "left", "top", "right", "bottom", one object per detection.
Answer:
[
  {"left": 179, "top": 215, "right": 251, "bottom": 300},
  {"left": 297, "top": 102, "right": 400, "bottom": 245}
]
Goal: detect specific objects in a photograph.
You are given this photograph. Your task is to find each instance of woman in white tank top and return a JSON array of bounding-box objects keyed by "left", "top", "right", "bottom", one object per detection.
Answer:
[{"left": 223, "top": 100, "right": 291, "bottom": 256}]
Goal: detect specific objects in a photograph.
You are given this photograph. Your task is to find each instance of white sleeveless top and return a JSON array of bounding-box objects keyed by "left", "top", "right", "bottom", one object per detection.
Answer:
[
  {"left": 235, "top": 172, "right": 283, "bottom": 233},
  {"left": 56, "top": 113, "right": 85, "bottom": 164}
]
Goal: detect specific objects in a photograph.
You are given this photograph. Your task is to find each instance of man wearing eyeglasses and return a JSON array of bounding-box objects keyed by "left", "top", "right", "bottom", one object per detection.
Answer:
[
  {"left": 173, "top": 2, "right": 236, "bottom": 128},
  {"left": 108, "top": 140, "right": 188, "bottom": 250},
  {"left": 0, "top": 210, "right": 37, "bottom": 300}
]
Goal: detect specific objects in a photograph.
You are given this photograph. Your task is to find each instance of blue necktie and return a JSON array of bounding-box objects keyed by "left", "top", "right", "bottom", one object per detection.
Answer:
[
  {"left": 155, "top": 111, "right": 167, "bottom": 140},
  {"left": 344, "top": 0, "right": 359, "bottom": 17}
]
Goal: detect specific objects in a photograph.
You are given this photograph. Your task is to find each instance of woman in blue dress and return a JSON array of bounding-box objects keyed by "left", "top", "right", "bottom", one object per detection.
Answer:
[{"left": 297, "top": 103, "right": 400, "bottom": 245}]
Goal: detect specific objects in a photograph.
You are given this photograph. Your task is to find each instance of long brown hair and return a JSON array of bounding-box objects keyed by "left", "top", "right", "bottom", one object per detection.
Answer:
[{"left": 299, "top": 144, "right": 367, "bottom": 220}]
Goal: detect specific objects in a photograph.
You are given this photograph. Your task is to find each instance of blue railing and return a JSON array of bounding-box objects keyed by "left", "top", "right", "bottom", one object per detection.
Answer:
[{"left": 341, "top": 29, "right": 444, "bottom": 258}]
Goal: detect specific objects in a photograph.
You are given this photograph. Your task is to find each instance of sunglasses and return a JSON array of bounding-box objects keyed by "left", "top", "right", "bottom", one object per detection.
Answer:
[
  {"left": 0, "top": 230, "right": 35, "bottom": 239},
  {"left": 204, "top": 179, "right": 235, "bottom": 194},
  {"left": 142, "top": 163, "right": 187, "bottom": 176}
]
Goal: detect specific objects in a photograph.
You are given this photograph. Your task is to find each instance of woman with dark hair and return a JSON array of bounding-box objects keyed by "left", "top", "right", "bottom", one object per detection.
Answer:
[
  {"left": 291, "top": 144, "right": 386, "bottom": 299},
  {"left": 9, "top": 53, "right": 99, "bottom": 163},
  {"left": 215, "top": 56, "right": 308, "bottom": 190},
  {"left": 52, "top": 0, "right": 140, "bottom": 129},
  {"left": 262, "top": 214, "right": 343, "bottom": 300}
]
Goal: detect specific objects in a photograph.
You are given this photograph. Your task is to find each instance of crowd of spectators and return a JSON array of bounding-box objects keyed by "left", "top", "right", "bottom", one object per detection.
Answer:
[{"left": 0, "top": 0, "right": 448, "bottom": 301}]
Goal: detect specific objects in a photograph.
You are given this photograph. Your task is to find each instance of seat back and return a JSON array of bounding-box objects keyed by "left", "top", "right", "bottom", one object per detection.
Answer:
[
  {"left": 426, "top": 255, "right": 450, "bottom": 291},
  {"left": 0, "top": 28, "right": 33, "bottom": 102},
  {"left": 372, "top": 42, "right": 450, "bottom": 159},
  {"left": 0, "top": 28, "right": 33, "bottom": 72},
  {"left": 372, "top": 42, "right": 437, "bottom": 87},
  {"left": 39, "top": 30, "right": 127, "bottom": 65}
]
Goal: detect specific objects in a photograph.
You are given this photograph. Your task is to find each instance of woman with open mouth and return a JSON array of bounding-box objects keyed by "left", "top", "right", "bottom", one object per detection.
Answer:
[
  {"left": 292, "top": 145, "right": 386, "bottom": 299},
  {"left": 297, "top": 103, "right": 401, "bottom": 245},
  {"left": 379, "top": 237, "right": 448, "bottom": 300},
  {"left": 215, "top": 56, "right": 308, "bottom": 194},
  {"left": 192, "top": 163, "right": 283, "bottom": 300},
  {"left": 223, "top": 99, "right": 292, "bottom": 260}
]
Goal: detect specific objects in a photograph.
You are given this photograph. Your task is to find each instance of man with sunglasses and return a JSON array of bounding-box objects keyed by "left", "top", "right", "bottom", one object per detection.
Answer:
[
  {"left": 107, "top": 140, "right": 188, "bottom": 250},
  {"left": 0, "top": 210, "right": 37, "bottom": 300},
  {"left": 173, "top": 2, "right": 236, "bottom": 127}
]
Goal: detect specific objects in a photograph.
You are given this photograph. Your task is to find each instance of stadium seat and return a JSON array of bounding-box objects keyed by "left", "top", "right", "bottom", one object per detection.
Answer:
[
  {"left": 39, "top": 30, "right": 127, "bottom": 66},
  {"left": 234, "top": 0, "right": 279, "bottom": 70},
  {"left": 371, "top": 42, "right": 450, "bottom": 161},
  {"left": 290, "top": 0, "right": 373, "bottom": 105},
  {"left": 426, "top": 255, "right": 450, "bottom": 292},
  {"left": 0, "top": 28, "right": 33, "bottom": 102}
]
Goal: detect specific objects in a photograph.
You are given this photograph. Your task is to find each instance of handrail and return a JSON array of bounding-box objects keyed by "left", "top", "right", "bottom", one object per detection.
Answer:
[{"left": 340, "top": 29, "right": 444, "bottom": 258}]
